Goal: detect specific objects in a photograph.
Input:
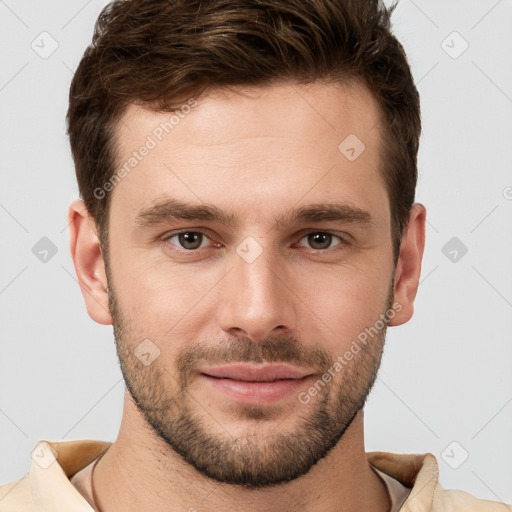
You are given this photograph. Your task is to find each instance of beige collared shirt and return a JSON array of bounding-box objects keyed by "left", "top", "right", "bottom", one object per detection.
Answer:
[
  {"left": 0, "top": 439, "right": 509, "bottom": 511},
  {"left": 68, "top": 454, "right": 411, "bottom": 511}
]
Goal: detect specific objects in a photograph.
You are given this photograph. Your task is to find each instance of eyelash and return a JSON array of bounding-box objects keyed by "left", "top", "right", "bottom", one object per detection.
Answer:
[{"left": 161, "top": 230, "right": 347, "bottom": 254}]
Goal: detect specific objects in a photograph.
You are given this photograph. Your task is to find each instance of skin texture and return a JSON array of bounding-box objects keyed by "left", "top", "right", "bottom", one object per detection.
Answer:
[{"left": 69, "top": 80, "right": 426, "bottom": 512}]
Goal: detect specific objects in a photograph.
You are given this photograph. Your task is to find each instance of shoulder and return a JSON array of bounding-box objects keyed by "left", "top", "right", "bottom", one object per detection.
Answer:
[
  {"left": 367, "top": 451, "right": 511, "bottom": 512},
  {"left": 0, "top": 476, "right": 39, "bottom": 512},
  {"left": 432, "top": 487, "right": 512, "bottom": 512},
  {"left": 0, "top": 438, "right": 111, "bottom": 511}
]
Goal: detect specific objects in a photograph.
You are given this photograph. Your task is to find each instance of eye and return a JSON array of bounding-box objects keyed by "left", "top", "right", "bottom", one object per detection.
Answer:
[
  {"left": 161, "top": 230, "right": 345, "bottom": 254},
  {"left": 165, "top": 231, "right": 211, "bottom": 251},
  {"left": 297, "top": 232, "right": 344, "bottom": 251}
]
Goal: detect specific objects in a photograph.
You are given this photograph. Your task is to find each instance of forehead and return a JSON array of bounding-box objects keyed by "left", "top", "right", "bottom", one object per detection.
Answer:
[{"left": 109, "top": 80, "right": 387, "bottom": 228}]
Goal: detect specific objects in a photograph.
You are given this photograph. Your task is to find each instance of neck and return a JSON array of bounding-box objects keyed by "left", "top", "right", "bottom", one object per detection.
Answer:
[{"left": 92, "top": 392, "right": 389, "bottom": 512}]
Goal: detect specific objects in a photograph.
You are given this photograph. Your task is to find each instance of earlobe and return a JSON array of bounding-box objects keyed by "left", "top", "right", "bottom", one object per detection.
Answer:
[
  {"left": 388, "top": 203, "right": 426, "bottom": 327},
  {"left": 68, "top": 199, "right": 113, "bottom": 325}
]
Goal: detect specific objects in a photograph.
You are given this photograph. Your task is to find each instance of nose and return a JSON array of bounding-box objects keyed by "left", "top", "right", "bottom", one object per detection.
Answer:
[{"left": 216, "top": 244, "right": 297, "bottom": 342}]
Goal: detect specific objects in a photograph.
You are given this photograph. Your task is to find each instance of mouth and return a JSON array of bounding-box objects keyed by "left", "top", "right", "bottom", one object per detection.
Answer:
[
  {"left": 198, "top": 363, "right": 315, "bottom": 404},
  {"left": 200, "top": 363, "right": 313, "bottom": 381}
]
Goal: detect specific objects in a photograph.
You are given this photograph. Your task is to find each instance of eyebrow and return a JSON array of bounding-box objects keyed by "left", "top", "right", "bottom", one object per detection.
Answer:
[{"left": 134, "top": 196, "right": 373, "bottom": 229}]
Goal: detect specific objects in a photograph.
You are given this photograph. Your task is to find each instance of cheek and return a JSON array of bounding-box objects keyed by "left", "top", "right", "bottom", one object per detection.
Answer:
[
  {"left": 303, "top": 262, "right": 392, "bottom": 344},
  {"left": 109, "top": 232, "right": 393, "bottom": 352},
  {"left": 111, "top": 251, "right": 224, "bottom": 339}
]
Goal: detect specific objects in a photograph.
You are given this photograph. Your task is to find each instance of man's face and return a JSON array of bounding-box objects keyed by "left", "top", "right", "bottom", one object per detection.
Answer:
[{"left": 104, "top": 81, "right": 396, "bottom": 487}]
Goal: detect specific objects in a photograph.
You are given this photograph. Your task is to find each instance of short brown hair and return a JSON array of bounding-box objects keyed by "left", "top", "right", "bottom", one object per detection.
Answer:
[{"left": 67, "top": 0, "right": 420, "bottom": 259}]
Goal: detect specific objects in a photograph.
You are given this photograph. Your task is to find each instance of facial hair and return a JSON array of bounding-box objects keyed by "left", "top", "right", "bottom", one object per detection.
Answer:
[{"left": 105, "top": 259, "right": 391, "bottom": 489}]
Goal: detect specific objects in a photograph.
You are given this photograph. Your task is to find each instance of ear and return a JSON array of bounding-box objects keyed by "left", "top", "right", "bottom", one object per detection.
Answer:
[
  {"left": 388, "top": 203, "right": 426, "bottom": 327},
  {"left": 68, "top": 199, "right": 113, "bottom": 325}
]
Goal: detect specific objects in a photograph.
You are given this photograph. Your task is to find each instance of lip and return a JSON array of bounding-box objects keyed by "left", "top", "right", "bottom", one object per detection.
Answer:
[
  {"left": 199, "top": 363, "right": 312, "bottom": 381},
  {"left": 199, "top": 364, "right": 315, "bottom": 405}
]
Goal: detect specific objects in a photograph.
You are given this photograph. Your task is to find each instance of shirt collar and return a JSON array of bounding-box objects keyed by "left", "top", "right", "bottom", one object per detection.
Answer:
[
  {"left": 31, "top": 440, "right": 438, "bottom": 511},
  {"left": 29, "top": 439, "right": 110, "bottom": 511},
  {"left": 367, "top": 451, "right": 439, "bottom": 511}
]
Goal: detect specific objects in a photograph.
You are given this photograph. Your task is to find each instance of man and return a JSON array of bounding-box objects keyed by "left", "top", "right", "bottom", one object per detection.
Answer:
[{"left": 0, "top": 0, "right": 509, "bottom": 511}]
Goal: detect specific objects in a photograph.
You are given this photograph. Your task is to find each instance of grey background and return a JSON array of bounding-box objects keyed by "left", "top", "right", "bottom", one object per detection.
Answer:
[{"left": 1, "top": 0, "right": 511, "bottom": 504}]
